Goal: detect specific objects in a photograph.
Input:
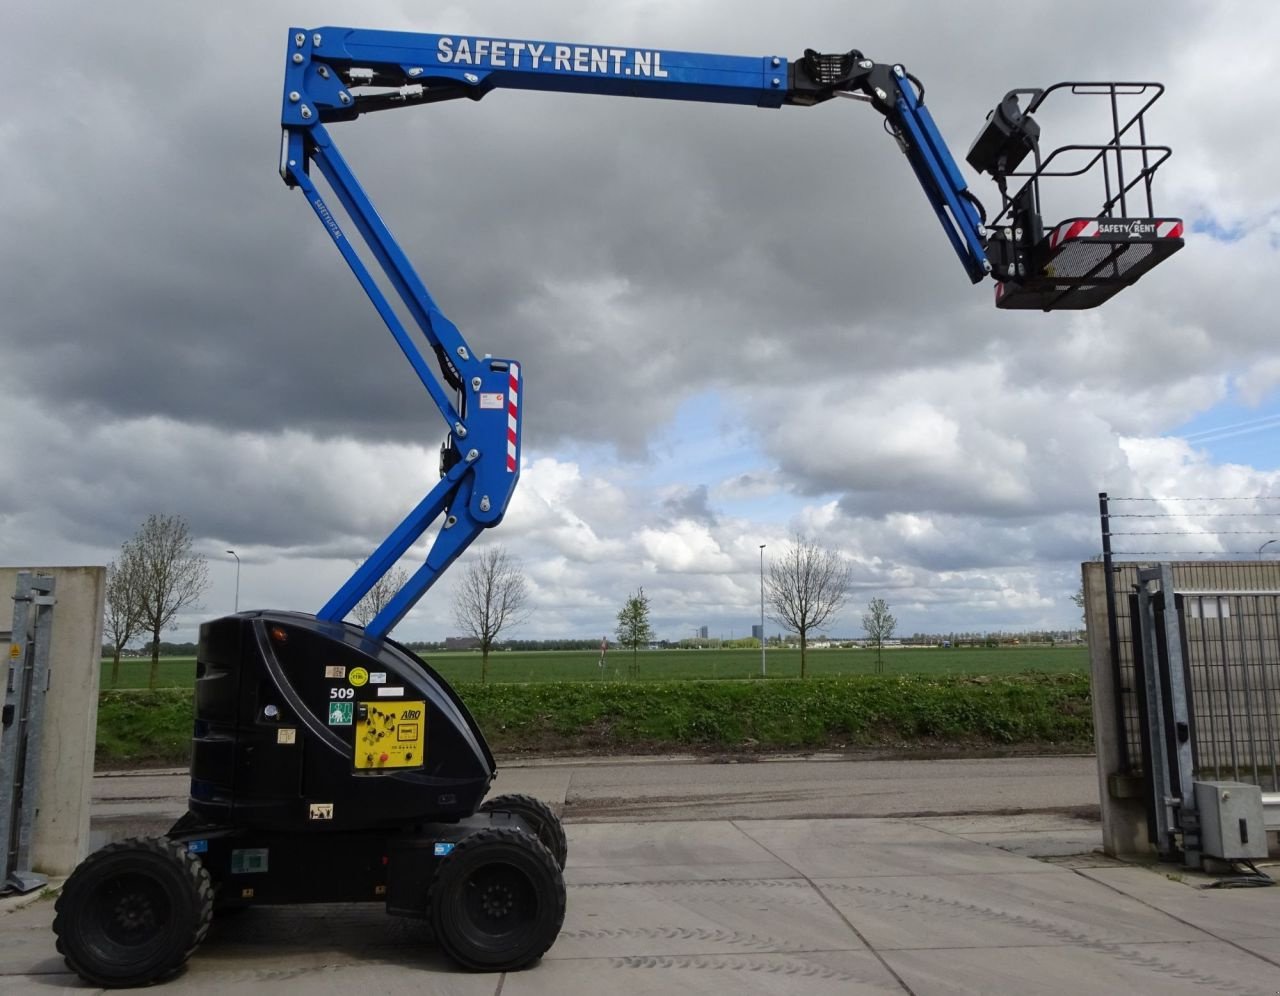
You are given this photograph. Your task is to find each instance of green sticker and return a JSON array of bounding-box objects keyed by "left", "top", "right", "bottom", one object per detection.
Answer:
[
  {"left": 328, "top": 701, "right": 353, "bottom": 726},
  {"left": 231, "top": 848, "right": 269, "bottom": 874}
]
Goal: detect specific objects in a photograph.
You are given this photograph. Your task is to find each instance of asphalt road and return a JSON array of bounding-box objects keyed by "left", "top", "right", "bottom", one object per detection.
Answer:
[{"left": 91, "top": 753, "right": 1100, "bottom": 843}]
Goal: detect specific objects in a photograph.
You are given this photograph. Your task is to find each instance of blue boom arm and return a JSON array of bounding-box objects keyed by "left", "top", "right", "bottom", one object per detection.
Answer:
[{"left": 282, "top": 28, "right": 990, "bottom": 638}]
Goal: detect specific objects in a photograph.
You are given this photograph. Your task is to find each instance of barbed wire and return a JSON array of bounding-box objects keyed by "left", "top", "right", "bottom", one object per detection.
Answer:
[
  {"left": 1095, "top": 491, "right": 1280, "bottom": 555},
  {"left": 1109, "top": 496, "right": 1280, "bottom": 502},
  {"left": 1110, "top": 530, "right": 1280, "bottom": 536},
  {"left": 1100, "top": 497, "right": 1280, "bottom": 559},
  {"left": 1110, "top": 551, "right": 1276, "bottom": 557},
  {"left": 1107, "top": 513, "right": 1280, "bottom": 518}
]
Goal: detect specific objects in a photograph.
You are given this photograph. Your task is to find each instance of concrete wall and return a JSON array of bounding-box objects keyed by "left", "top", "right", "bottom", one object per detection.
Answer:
[
  {"left": 1083, "top": 560, "right": 1148, "bottom": 856},
  {"left": 1, "top": 566, "right": 104, "bottom": 876}
]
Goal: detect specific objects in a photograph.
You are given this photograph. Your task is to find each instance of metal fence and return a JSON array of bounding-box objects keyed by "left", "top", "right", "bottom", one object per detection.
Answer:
[
  {"left": 1179, "top": 590, "right": 1280, "bottom": 790},
  {"left": 1102, "top": 560, "right": 1280, "bottom": 794},
  {"left": 1098, "top": 493, "right": 1280, "bottom": 796}
]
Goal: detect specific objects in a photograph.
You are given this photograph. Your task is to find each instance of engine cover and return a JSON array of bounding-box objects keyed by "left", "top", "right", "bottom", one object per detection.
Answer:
[{"left": 187, "top": 611, "right": 495, "bottom": 831}]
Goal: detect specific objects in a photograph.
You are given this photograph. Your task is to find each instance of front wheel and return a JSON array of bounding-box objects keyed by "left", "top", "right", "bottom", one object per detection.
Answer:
[
  {"left": 429, "top": 827, "right": 566, "bottom": 971},
  {"left": 479, "top": 793, "right": 568, "bottom": 870},
  {"left": 53, "top": 836, "right": 213, "bottom": 988}
]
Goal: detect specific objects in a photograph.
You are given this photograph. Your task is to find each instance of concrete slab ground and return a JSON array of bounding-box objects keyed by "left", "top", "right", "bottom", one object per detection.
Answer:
[{"left": 4, "top": 813, "right": 1280, "bottom": 994}]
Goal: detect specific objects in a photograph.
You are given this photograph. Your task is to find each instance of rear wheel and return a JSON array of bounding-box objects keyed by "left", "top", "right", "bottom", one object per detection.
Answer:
[
  {"left": 479, "top": 793, "right": 568, "bottom": 870},
  {"left": 429, "top": 827, "right": 565, "bottom": 971},
  {"left": 53, "top": 836, "right": 213, "bottom": 988}
]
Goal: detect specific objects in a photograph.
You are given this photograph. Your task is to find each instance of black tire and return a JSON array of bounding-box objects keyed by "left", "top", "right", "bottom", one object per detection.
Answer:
[
  {"left": 428, "top": 827, "right": 566, "bottom": 971},
  {"left": 53, "top": 836, "right": 213, "bottom": 989},
  {"left": 479, "top": 793, "right": 568, "bottom": 870}
]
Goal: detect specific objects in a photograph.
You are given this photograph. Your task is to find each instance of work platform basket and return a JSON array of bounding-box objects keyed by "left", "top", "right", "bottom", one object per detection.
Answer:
[{"left": 968, "top": 82, "right": 1183, "bottom": 310}]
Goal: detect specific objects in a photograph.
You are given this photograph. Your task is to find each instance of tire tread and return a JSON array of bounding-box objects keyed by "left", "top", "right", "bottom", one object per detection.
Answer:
[
  {"left": 427, "top": 826, "right": 566, "bottom": 971},
  {"left": 478, "top": 793, "right": 569, "bottom": 870},
  {"left": 53, "top": 835, "right": 213, "bottom": 988}
]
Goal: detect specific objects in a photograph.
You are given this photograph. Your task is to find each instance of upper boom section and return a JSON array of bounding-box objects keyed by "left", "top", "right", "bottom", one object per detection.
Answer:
[
  {"left": 283, "top": 27, "right": 790, "bottom": 110},
  {"left": 282, "top": 27, "right": 990, "bottom": 282}
]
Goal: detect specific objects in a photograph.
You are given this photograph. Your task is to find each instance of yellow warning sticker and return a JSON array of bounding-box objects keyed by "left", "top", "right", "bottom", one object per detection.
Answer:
[
  {"left": 276, "top": 728, "right": 296, "bottom": 745},
  {"left": 354, "top": 701, "right": 426, "bottom": 771},
  {"left": 8, "top": 644, "right": 20, "bottom": 660},
  {"left": 349, "top": 667, "right": 369, "bottom": 687}
]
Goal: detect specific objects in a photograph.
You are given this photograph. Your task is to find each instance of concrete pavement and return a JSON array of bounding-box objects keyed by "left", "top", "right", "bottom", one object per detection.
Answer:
[{"left": 4, "top": 755, "right": 1280, "bottom": 993}]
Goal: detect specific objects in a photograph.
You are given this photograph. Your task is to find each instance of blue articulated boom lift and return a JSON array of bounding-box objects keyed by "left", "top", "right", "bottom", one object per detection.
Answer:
[{"left": 52, "top": 27, "right": 1183, "bottom": 988}]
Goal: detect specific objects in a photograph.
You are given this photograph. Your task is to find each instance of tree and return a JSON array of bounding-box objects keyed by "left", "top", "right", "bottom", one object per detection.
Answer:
[
  {"left": 765, "top": 533, "right": 853, "bottom": 679},
  {"left": 1071, "top": 554, "right": 1102, "bottom": 624},
  {"left": 615, "top": 587, "right": 653, "bottom": 678},
  {"left": 451, "top": 547, "right": 530, "bottom": 683},
  {"left": 862, "top": 597, "right": 897, "bottom": 674},
  {"left": 352, "top": 563, "right": 412, "bottom": 628},
  {"left": 126, "top": 514, "right": 210, "bottom": 689},
  {"left": 103, "top": 558, "right": 143, "bottom": 688}
]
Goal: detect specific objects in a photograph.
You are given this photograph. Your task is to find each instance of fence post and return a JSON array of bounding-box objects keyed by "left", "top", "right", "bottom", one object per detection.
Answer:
[{"left": 1099, "top": 492, "right": 1128, "bottom": 773}]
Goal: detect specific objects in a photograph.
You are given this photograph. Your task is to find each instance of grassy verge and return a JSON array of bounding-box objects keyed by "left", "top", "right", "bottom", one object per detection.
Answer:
[
  {"left": 96, "top": 674, "right": 1092, "bottom": 768},
  {"left": 97, "top": 690, "right": 197, "bottom": 768},
  {"left": 465, "top": 674, "right": 1092, "bottom": 754},
  {"left": 99, "top": 646, "right": 1087, "bottom": 689}
]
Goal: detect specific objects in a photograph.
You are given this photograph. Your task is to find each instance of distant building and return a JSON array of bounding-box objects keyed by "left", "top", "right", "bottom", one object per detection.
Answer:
[
  {"left": 444, "top": 636, "right": 481, "bottom": 651},
  {"left": 751, "top": 624, "right": 763, "bottom": 640},
  {"left": 698, "top": 626, "right": 708, "bottom": 639}
]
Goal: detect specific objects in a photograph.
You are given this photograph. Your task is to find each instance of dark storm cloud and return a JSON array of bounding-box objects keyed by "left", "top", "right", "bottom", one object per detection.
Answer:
[
  {"left": 662, "top": 484, "right": 717, "bottom": 525},
  {"left": 1, "top": 0, "right": 1215, "bottom": 453}
]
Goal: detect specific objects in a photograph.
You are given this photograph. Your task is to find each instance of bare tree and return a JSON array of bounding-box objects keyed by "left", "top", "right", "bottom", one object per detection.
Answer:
[
  {"left": 615, "top": 587, "right": 653, "bottom": 679},
  {"left": 352, "top": 564, "right": 412, "bottom": 628},
  {"left": 765, "top": 533, "right": 853, "bottom": 679},
  {"left": 103, "top": 558, "right": 143, "bottom": 688},
  {"left": 862, "top": 597, "right": 897, "bottom": 674},
  {"left": 1071, "top": 555, "right": 1102, "bottom": 624},
  {"left": 127, "top": 514, "right": 209, "bottom": 689},
  {"left": 452, "top": 547, "right": 530, "bottom": 683}
]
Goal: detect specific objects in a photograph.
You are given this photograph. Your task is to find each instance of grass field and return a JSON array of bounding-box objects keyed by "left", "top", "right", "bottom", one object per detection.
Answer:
[
  {"left": 97, "top": 673, "right": 1094, "bottom": 766},
  {"left": 99, "top": 644, "right": 1088, "bottom": 690}
]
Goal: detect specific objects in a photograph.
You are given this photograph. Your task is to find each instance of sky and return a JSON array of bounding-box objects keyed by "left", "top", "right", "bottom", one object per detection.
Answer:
[{"left": 3, "top": 1, "right": 1280, "bottom": 645}]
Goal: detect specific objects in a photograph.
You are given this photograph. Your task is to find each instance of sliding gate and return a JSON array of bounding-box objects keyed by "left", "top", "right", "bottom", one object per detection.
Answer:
[{"left": 1128, "top": 564, "right": 1280, "bottom": 861}]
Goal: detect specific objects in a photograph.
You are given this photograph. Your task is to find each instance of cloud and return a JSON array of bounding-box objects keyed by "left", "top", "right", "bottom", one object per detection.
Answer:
[
  {"left": 661, "top": 484, "right": 717, "bottom": 525},
  {"left": 5, "top": 2, "right": 1280, "bottom": 641}
]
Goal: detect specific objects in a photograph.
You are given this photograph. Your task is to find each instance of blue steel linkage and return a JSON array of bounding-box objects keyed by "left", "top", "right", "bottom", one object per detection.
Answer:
[
  {"left": 893, "top": 74, "right": 989, "bottom": 282},
  {"left": 284, "top": 33, "right": 524, "bottom": 639},
  {"left": 281, "top": 27, "right": 990, "bottom": 637}
]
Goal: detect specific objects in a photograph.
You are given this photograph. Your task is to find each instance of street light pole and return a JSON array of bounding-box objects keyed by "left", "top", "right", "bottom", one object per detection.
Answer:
[
  {"left": 226, "top": 550, "right": 241, "bottom": 613},
  {"left": 759, "top": 544, "right": 766, "bottom": 677},
  {"left": 1259, "top": 539, "right": 1279, "bottom": 561}
]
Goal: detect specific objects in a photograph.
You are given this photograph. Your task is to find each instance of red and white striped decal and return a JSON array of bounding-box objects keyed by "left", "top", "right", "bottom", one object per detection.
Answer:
[
  {"left": 1049, "top": 218, "right": 1184, "bottom": 248},
  {"left": 1049, "top": 219, "right": 1098, "bottom": 249},
  {"left": 506, "top": 364, "right": 520, "bottom": 473}
]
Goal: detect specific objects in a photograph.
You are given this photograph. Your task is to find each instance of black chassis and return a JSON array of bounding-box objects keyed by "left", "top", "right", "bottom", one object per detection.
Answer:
[{"left": 168, "top": 810, "right": 533, "bottom": 918}]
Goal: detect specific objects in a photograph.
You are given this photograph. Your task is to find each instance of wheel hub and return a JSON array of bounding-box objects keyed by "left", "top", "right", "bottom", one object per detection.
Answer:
[
  {"left": 479, "top": 882, "right": 515, "bottom": 918},
  {"left": 113, "top": 893, "right": 157, "bottom": 932}
]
